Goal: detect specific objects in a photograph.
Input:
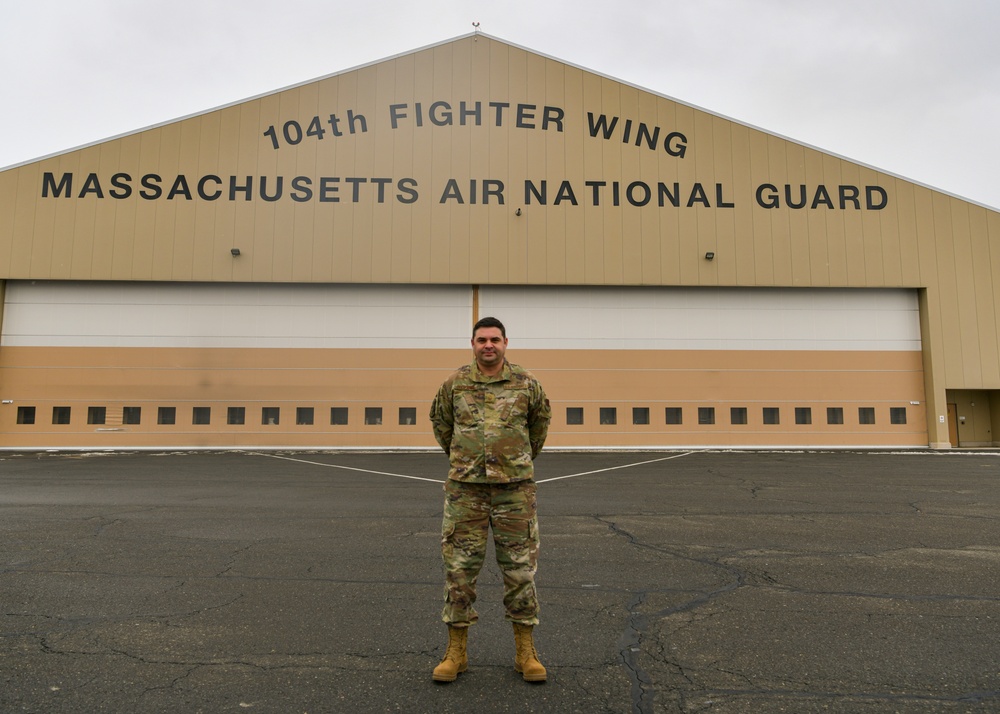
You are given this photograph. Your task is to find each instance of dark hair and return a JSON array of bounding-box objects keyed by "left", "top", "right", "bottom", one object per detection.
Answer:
[{"left": 473, "top": 316, "right": 506, "bottom": 338}]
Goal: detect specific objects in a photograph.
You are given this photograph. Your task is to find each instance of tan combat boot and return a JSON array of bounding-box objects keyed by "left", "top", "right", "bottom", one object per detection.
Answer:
[
  {"left": 512, "top": 623, "right": 547, "bottom": 682},
  {"left": 432, "top": 625, "right": 468, "bottom": 682}
]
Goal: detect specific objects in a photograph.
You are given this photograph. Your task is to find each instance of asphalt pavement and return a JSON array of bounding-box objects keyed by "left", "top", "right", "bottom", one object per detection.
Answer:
[{"left": 1, "top": 449, "right": 998, "bottom": 713}]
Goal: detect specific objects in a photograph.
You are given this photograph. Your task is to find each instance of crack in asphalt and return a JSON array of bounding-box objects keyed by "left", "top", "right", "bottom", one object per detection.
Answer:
[
  {"left": 597, "top": 515, "right": 747, "bottom": 714},
  {"left": 685, "top": 686, "right": 1000, "bottom": 708},
  {"left": 596, "top": 510, "right": 1000, "bottom": 713}
]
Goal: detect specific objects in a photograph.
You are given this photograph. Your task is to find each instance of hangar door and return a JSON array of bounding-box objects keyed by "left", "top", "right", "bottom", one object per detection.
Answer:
[
  {"left": 481, "top": 285, "right": 927, "bottom": 448},
  {"left": 0, "top": 281, "right": 471, "bottom": 448},
  {"left": 0, "top": 281, "right": 926, "bottom": 448}
]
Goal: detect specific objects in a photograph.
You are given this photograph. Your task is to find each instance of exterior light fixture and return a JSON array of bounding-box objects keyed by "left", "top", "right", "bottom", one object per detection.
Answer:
[
  {"left": 704, "top": 251, "right": 715, "bottom": 260},
  {"left": 231, "top": 248, "right": 241, "bottom": 256}
]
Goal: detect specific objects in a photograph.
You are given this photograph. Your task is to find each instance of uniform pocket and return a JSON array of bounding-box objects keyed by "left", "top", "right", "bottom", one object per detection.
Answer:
[
  {"left": 453, "top": 385, "right": 480, "bottom": 426},
  {"left": 498, "top": 388, "right": 530, "bottom": 423}
]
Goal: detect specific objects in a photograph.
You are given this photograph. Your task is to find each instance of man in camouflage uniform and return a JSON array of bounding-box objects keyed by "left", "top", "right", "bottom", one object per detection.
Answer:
[{"left": 429, "top": 316, "right": 551, "bottom": 683}]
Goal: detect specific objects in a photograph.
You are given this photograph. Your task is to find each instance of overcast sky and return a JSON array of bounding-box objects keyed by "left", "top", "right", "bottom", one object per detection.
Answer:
[{"left": 2, "top": 0, "right": 997, "bottom": 209}]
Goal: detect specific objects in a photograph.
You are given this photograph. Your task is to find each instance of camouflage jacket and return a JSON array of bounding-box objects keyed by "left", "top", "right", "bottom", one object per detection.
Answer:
[{"left": 429, "top": 360, "right": 551, "bottom": 483}]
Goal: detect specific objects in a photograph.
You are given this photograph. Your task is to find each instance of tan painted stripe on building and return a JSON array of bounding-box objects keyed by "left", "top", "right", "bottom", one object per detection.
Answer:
[{"left": 0, "top": 345, "right": 924, "bottom": 448}]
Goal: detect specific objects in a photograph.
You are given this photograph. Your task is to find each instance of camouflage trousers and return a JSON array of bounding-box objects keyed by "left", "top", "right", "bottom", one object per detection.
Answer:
[{"left": 440, "top": 478, "right": 540, "bottom": 626}]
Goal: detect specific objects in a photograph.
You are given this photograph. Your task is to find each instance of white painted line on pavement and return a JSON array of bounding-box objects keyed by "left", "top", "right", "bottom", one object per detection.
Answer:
[
  {"left": 251, "top": 452, "right": 445, "bottom": 484},
  {"left": 253, "top": 450, "right": 699, "bottom": 486},
  {"left": 535, "top": 451, "right": 697, "bottom": 483}
]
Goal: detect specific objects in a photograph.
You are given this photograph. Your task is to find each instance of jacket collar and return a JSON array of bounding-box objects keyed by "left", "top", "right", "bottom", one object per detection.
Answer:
[{"left": 470, "top": 360, "right": 510, "bottom": 383}]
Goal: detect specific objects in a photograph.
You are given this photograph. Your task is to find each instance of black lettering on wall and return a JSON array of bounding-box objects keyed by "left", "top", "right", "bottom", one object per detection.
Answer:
[
  {"left": 42, "top": 172, "right": 72, "bottom": 198},
  {"left": 396, "top": 178, "right": 419, "bottom": 204},
  {"left": 110, "top": 173, "right": 132, "bottom": 199},
  {"left": 290, "top": 176, "right": 313, "bottom": 202},
  {"left": 811, "top": 186, "right": 834, "bottom": 209},
  {"left": 197, "top": 175, "right": 222, "bottom": 201},
  {"left": 79, "top": 173, "right": 104, "bottom": 199},
  {"left": 167, "top": 175, "right": 192, "bottom": 200},
  {"left": 140, "top": 174, "right": 163, "bottom": 200},
  {"left": 839, "top": 185, "right": 861, "bottom": 209},
  {"left": 259, "top": 176, "right": 283, "bottom": 202},
  {"left": 866, "top": 186, "right": 888, "bottom": 210}
]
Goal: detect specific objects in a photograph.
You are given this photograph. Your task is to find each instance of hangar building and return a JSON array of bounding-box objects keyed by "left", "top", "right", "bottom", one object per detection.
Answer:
[{"left": 1, "top": 33, "right": 998, "bottom": 449}]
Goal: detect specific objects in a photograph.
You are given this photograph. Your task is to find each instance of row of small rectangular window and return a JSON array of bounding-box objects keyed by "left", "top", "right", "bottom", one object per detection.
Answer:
[
  {"left": 16, "top": 404, "right": 907, "bottom": 426},
  {"left": 16, "top": 406, "right": 417, "bottom": 426},
  {"left": 569, "top": 406, "right": 908, "bottom": 425}
]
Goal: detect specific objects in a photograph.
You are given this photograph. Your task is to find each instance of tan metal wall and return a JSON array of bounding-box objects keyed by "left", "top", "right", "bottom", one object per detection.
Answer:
[
  {"left": 0, "top": 345, "right": 925, "bottom": 449},
  {"left": 0, "top": 33, "right": 997, "bottom": 447}
]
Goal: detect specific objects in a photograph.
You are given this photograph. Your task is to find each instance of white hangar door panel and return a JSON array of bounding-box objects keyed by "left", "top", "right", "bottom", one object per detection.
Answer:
[
  {"left": 0, "top": 281, "right": 472, "bottom": 449},
  {"left": 1, "top": 281, "right": 471, "bottom": 349},
  {"left": 478, "top": 286, "right": 926, "bottom": 448}
]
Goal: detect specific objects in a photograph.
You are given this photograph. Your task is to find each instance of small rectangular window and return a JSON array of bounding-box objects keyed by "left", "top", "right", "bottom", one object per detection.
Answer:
[
  {"left": 632, "top": 407, "right": 649, "bottom": 425},
  {"left": 763, "top": 407, "right": 780, "bottom": 425},
  {"left": 599, "top": 407, "right": 617, "bottom": 425},
  {"left": 331, "top": 407, "right": 349, "bottom": 425},
  {"left": 16, "top": 406, "right": 36, "bottom": 425},
  {"left": 192, "top": 407, "right": 211, "bottom": 425},
  {"left": 859, "top": 407, "right": 876, "bottom": 425},
  {"left": 262, "top": 407, "right": 280, "bottom": 425},
  {"left": 123, "top": 406, "right": 141, "bottom": 425},
  {"left": 399, "top": 407, "right": 417, "bottom": 425},
  {"left": 795, "top": 407, "right": 812, "bottom": 425},
  {"left": 827, "top": 407, "right": 844, "bottom": 425},
  {"left": 227, "top": 407, "right": 245, "bottom": 425},
  {"left": 890, "top": 407, "right": 907, "bottom": 425},
  {"left": 296, "top": 407, "right": 314, "bottom": 425},
  {"left": 157, "top": 407, "right": 176, "bottom": 425},
  {"left": 52, "top": 406, "right": 72, "bottom": 425},
  {"left": 730, "top": 407, "right": 747, "bottom": 425},
  {"left": 698, "top": 407, "right": 715, "bottom": 425},
  {"left": 566, "top": 407, "right": 584, "bottom": 425},
  {"left": 665, "top": 407, "right": 683, "bottom": 425},
  {"left": 365, "top": 407, "right": 383, "bottom": 425},
  {"left": 87, "top": 406, "right": 107, "bottom": 425}
]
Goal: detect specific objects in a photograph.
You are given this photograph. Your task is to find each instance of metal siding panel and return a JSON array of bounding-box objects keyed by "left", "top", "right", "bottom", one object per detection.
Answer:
[
  {"left": 28, "top": 164, "right": 58, "bottom": 278},
  {"left": 875, "top": 172, "right": 903, "bottom": 286},
  {"left": 89, "top": 142, "right": 121, "bottom": 279},
  {"left": 388, "top": 53, "right": 420, "bottom": 282},
  {"left": 987, "top": 209, "right": 1000, "bottom": 387},
  {"left": 840, "top": 160, "right": 867, "bottom": 286},
  {"left": 766, "top": 134, "right": 793, "bottom": 285},
  {"left": 331, "top": 71, "right": 359, "bottom": 283},
  {"left": 821, "top": 152, "right": 849, "bottom": 285},
  {"left": 311, "top": 75, "right": 339, "bottom": 281},
  {"left": 214, "top": 107, "right": 242, "bottom": 280},
  {"left": 859, "top": 165, "right": 887, "bottom": 285},
  {"left": 728, "top": 124, "right": 754, "bottom": 286},
  {"left": 191, "top": 112, "right": 221, "bottom": 281},
  {"left": 747, "top": 129, "right": 773, "bottom": 284},
  {"left": 930, "top": 193, "right": 964, "bottom": 385},
  {"left": 68, "top": 146, "right": 99, "bottom": 279},
  {"left": 785, "top": 142, "right": 812, "bottom": 286},
  {"left": 708, "top": 115, "right": 735, "bottom": 286},
  {"left": 171, "top": 118, "right": 203, "bottom": 280},
  {"left": 951, "top": 201, "right": 982, "bottom": 386},
  {"left": 577, "top": 71, "right": 604, "bottom": 285},
  {"left": 5, "top": 167, "right": 37, "bottom": 277},
  {"left": 894, "top": 182, "right": 921, "bottom": 286},
  {"left": 678, "top": 109, "right": 704, "bottom": 288},
  {"left": 351, "top": 65, "right": 379, "bottom": 283},
  {"left": 287, "top": 81, "right": 320, "bottom": 282},
  {"left": 802, "top": 147, "right": 831, "bottom": 286}
]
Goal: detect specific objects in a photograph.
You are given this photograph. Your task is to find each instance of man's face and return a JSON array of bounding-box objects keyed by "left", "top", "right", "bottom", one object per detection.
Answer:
[{"left": 472, "top": 326, "right": 508, "bottom": 371}]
